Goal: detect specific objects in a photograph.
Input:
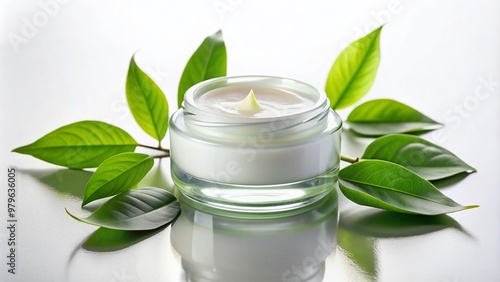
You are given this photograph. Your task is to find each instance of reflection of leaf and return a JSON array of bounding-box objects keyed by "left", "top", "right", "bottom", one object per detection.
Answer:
[
  {"left": 68, "top": 187, "right": 180, "bottom": 230},
  {"left": 82, "top": 226, "right": 167, "bottom": 252},
  {"left": 362, "top": 134, "right": 476, "bottom": 180},
  {"left": 82, "top": 152, "right": 154, "bottom": 206},
  {"left": 347, "top": 99, "right": 441, "bottom": 136},
  {"left": 20, "top": 169, "right": 92, "bottom": 199},
  {"left": 138, "top": 159, "right": 174, "bottom": 193},
  {"left": 338, "top": 228, "right": 378, "bottom": 280},
  {"left": 339, "top": 210, "right": 472, "bottom": 238},
  {"left": 12, "top": 121, "right": 137, "bottom": 168},
  {"left": 339, "top": 160, "right": 478, "bottom": 215},
  {"left": 432, "top": 172, "right": 469, "bottom": 189}
]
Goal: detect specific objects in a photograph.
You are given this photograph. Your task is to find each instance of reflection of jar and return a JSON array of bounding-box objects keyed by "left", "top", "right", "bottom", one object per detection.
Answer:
[
  {"left": 169, "top": 76, "right": 342, "bottom": 212},
  {"left": 170, "top": 190, "right": 339, "bottom": 282}
]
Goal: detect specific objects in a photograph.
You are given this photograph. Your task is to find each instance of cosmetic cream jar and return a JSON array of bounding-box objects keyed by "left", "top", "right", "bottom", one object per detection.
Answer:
[{"left": 169, "top": 76, "right": 342, "bottom": 213}]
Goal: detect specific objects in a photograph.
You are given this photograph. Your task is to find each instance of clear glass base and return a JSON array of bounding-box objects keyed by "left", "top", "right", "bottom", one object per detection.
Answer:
[{"left": 171, "top": 163, "right": 339, "bottom": 215}]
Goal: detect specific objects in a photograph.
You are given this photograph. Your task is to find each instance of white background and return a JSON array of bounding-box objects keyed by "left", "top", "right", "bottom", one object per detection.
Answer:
[{"left": 1, "top": 0, "right": 499, "bottom": 281}]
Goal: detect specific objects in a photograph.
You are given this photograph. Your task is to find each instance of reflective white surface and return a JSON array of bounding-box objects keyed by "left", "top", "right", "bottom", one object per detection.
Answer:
[
  {"left": 1, "top": 1, "right": 499, "bottom": 281},
  {"left": 171, "top": 191, "right": 338, "bottom": 282}
]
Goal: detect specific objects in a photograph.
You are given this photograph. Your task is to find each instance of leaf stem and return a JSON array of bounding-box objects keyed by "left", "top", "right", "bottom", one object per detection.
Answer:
[
  {"left": 341, "top": 155, "right": 359, "bottom": 164},
  {"left": 137, "top": 144, "right": 170, "bottom": 154},
  {"left": 151, "top": 153, "right": 170, "bottom": 159}
]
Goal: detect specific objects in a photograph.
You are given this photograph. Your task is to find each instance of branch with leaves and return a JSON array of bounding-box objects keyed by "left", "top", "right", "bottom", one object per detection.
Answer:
[{"left": 12, "top": 27, "right": 478, "bottom": 239}]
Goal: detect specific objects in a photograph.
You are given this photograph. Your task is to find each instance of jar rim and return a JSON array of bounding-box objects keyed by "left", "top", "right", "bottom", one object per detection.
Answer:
[{"left": 183, "top": 75, "right": 329, "bottom": 123}]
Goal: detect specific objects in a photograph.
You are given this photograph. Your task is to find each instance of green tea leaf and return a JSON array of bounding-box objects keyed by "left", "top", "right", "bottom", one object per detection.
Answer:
[
  {"left": 82, "top": 226, "right": 167, "bottom": 252},
  {"left": 325, "top": 26, "right": 382, "bottom": 110},
  {"left": 126, "top": 55, "right": 169, "bottom": 142},
  {"left": 12, "top": 121, "right": 136, "bottom": 169},
  {"left": 347, "top": 99, "right": 441, "bottom": 136},
  {"left": 178, "top": 30, "right": 227, "bottom": 108},
  {"left": 362, "top": 134, "right": 476, "bottom": 180},
  {"left": 338, "top": 160, "right": 478, "bottom": 215},
  {"left": 82, "top": 152, "right": 154, "bottom": 206},
  {"left": 69, "top": 187, "right": 179, "bottom": 230}
]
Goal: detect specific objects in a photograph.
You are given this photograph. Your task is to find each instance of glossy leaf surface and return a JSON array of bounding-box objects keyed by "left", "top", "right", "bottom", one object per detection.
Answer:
[
  {"left": 339, "top": 160, "right": 478, "bottom": 215},
  {"left": 326, "top": 27, "right": 382, "bottom": 110},
  {"left": 347, "top": 99, "right": 441, "bottom": 136},
  {"left": 70, "top": 187, "right": 179, "bottom": 230},
  {"left": 178, "top": 30, "right": 227, "bottom": 108},
  {"left": 362, "top": 134, "right": 476, "bottom": 180},
  {"left": 126, "top": 55, "right": 169, "bottom": 142},
  {"left": 13, "top": 121, "right": 136, "bottom": 169},
  {"left": 82, "top": 152, "right": 153, "bottom": 206}
]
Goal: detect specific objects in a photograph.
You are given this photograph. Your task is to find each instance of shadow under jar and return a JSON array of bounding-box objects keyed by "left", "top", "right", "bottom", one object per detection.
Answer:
[{"left": 169, "top": 76, "right": 342, "bottom": 214}]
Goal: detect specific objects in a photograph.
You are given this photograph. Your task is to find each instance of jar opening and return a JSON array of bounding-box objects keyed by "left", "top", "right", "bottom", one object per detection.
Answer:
[
  {"left": 178, "top": 76, "right": 339, "bottom": 143},
  {"left": 184, "top": 76, "right": 328, "bottom": 123}
]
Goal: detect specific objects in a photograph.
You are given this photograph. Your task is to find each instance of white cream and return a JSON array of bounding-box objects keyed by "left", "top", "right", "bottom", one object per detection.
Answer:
[
  {"left": 236, "top": 89, "right": 263, "bottom": 113},
  {"left": 196, "top": 86, "right": 316, "bottom": 118}
]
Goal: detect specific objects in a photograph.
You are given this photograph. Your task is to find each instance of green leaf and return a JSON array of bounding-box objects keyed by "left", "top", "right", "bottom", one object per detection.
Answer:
[
  {"left": 69, "top": 187, "right": 180, "bottom": 230},
  {"left": 347, "top": 99, "right": 441, "bottom": 136},
  {"left": 338, "top": 160, "right": 478, "bottom": 215},
  {"left": 82, "top": 152, "right": 154, "bottom": 206},
  {"left": 325, "top": 26, "right": 382, "bottom": 110},
  {"left": 362, "top": 134, "right": 476, "bottom": 180},
  {"left": 126, "top": 55, "right": 169, "bottom": 142},
  {"left": 82, "top": 226, "right": 168, "bottom": 252},
  {"left": 12, "top": 121, "right": 137, "bottom": 169},
  {"left": 178, "top": 30, "right": 227, "bottom": 108}
]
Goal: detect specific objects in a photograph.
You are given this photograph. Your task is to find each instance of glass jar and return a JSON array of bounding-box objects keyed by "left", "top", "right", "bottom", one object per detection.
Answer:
[{"left": 169, "top": 76, "right": 342, "bottom": 213}]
